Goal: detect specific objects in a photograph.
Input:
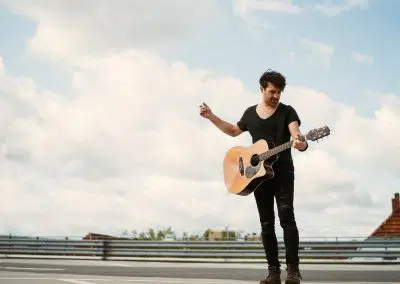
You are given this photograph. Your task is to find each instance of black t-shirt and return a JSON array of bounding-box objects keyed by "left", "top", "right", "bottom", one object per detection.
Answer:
[{"left": 236, "top": 102, "right": 301, "bottom": 173}]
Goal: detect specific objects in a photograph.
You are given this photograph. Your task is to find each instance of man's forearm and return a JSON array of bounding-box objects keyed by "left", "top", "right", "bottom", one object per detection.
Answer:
[{"left": 209, "top": 114, "right": 235, "bottom": 136}]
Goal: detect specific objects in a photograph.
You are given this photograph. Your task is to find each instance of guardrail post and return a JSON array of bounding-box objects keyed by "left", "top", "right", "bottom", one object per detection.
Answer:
[
  {"left": 102, "top": 240, "right": 110, "bottom": 260},
  {"left": 65, "top": 237, "right": 68, "bottom": 256},
  {"left": 7, "top": 234, "right": 11, "bottom": 256}
]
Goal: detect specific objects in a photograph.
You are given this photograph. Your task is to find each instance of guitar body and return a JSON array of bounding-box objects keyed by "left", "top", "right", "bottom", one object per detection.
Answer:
[
  {"left": 223, "top": 139, "right": 278, "bottom": 196},
  {"left": 222, "top": 125, "right": 330, "bottom": 196}
]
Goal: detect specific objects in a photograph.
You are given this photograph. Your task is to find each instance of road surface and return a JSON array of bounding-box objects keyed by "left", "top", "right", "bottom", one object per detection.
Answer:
[{"left": 0, "top": 259, "right": 399, "bottom": 283}]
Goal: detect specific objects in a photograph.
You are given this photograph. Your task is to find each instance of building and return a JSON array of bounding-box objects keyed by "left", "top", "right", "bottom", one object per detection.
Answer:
[
  {"left": 369, "top": 192, "right": 400, "bottom": 237},
  {"left": 244, "top": 233, "right": 261, "bottom": 241},
  {"left": 82, "top": 232, "right": 130, "bottom": 240},
  {"left": 347, "top": 193, "right": 400, "bottom": 262},
  {"left": 203, "top": 229, "right": 237, "bottom": 241}
]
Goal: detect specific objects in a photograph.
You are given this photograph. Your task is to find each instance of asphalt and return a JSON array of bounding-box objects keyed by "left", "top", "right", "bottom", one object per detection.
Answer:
[{"left": 0, "top": 259, "right": 399, "bottom": 283}]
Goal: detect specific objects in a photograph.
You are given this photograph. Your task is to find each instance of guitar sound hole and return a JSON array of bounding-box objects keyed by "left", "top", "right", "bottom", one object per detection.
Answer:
[{"left": 250, "top": 154, "right": 260, "bottom": 166}]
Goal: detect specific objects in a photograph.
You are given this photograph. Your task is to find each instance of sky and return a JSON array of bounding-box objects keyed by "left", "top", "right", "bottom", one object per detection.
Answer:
[{"left": 0, "top": 0, "right": 399, "bottom": 239}]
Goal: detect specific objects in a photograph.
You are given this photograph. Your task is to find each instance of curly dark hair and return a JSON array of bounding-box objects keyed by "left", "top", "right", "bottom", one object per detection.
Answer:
[{"left": 259, "top": 69, "right": 286, "bottom": 91}]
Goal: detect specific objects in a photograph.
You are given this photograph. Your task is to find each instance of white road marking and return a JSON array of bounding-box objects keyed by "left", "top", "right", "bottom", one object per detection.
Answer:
[
  {"left": 110, "top": 278, "right": 253, "bottom": 283},
  {"left": 114, "top": 278, "right": 400, "bottom": 284},
  {"left": 2, "top": 266, "right": 65, "bottom": 271},
  {"left": 0, "top": 278, "right": 254, "bottom": 283},
  {"left": 0, "top": 278, "right": 56, "bottom": 280},
  {"left": 1, "top": 259, "right": 132, "bottom": 267},
  {"left": 59, "top": 279, "right": 97, "bottom": 284},
  {"left": 0, "top": 278, "right": 399, "bottom": 284},
  {"left": 0, "top": 277, "right": 398, "bottom": 284}
]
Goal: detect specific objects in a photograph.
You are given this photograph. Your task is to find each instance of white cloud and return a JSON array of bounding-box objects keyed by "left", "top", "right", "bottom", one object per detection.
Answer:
[
  {"left": 2, "top": 0, "right": 221, "bottom": 61},
  {"left": 0, "top": 52, "right": 257, "bottom": 236},
  {"left": 314, "top": 0, "right": 369, "bottom": 17},
  {"left": 300, "top": 38, "right": 334, "bottom": 68},
  {"left": 0, "top": 57, "right": 4, "bottom": 75},
  {"left": 352, "top": 51, "right": 374, "bottom": 64},
  {"left": 231, "top": 0, "right": 299, "bottom": 37},
  {"left": 284, "top": 87, "right": 400, "bottom": 176},
  {"left": 1, "top": 1, "right": 399, "bottom": 240},
  {"left": 233, "top": 0, "right": 301, "bottom": 18},
  {"left": 2, "top": 52, "right": 399, "bottom": 238}
]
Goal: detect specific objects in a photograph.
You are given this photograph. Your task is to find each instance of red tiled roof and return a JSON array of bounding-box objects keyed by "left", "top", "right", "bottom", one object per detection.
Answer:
[
  {"left": 83, "top": 232, "right": 130, "bottom": 240},
  {"left": 370, "top": 193, "right": 400, "bottom": 237}
]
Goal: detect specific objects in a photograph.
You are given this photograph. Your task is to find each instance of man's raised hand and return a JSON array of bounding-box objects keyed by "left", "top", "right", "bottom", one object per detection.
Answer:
[{"left": 199, "top": 102, "right": 213, "bottom": 119}]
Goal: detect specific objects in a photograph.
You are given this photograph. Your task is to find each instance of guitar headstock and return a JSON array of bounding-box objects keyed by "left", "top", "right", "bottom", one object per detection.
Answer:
[{"left": 306, "top": 126, "right": 330, "bottom": 141}]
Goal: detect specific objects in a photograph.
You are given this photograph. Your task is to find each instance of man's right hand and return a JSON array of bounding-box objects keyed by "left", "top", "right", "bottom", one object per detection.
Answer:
[
  {"left": 199, "top": 102, "right": 243, "bottom": 137},
  {"left": 199, "top": 102, "right": 213, "bottom": 119}
]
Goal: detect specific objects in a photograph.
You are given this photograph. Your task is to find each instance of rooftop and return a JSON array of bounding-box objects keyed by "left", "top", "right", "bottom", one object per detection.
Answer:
[{"left": 370, "top": 192, "right": 400, "bottom": 237}]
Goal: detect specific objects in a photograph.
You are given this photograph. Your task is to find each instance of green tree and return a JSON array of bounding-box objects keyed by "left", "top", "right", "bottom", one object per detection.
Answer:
[{"left": 202, "top": 229, "right": 211, "bottom": 241}]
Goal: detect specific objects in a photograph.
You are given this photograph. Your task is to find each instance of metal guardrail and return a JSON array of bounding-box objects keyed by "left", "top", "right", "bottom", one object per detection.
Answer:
[{"left": 1, "top": 237, "right": 399, "bottom": 263}]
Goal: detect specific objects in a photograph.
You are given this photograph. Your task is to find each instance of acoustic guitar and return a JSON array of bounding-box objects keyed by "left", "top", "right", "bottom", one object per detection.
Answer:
[{"left": 223, "top": 126, "right": 330, "bottom": 196}]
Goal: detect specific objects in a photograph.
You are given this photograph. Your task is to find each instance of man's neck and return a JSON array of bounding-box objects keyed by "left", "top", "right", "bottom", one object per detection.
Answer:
[{"left": 259, "top": 101, "right": 278, "bottom": 111}]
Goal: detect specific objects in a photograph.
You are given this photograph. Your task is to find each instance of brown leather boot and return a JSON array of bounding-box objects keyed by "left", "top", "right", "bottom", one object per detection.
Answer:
[
  {"left": 260, "top": 266, "right": 281, "bottom": 284},
  {"left": 285, "top": 263, "right": 302, "bottom": 284}
]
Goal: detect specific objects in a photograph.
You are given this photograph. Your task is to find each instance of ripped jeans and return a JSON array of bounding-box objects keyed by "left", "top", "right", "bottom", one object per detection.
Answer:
[{"left": 254, "top": 170, "right": 299, "bottom": 267}]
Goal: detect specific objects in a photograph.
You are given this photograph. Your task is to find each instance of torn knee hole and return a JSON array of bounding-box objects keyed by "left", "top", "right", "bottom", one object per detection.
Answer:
[{"left": 261, "top": 220, "right": 274, "bottom": 230}]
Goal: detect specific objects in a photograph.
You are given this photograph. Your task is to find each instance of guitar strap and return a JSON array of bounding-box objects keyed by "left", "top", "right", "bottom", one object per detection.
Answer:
[{"left": 275, "top": 103, "right": 287, "bottom": 146}]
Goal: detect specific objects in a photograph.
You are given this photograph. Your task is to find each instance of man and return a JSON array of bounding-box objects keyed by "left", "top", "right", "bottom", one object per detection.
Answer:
[{"left": 199, "top": 70, "right": 307, "bottom": 284}]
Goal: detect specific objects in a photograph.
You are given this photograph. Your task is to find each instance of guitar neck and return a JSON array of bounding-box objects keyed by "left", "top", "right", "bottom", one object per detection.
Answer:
[{"left": 260, "top": 135, "right": 306, "bottom": 160}]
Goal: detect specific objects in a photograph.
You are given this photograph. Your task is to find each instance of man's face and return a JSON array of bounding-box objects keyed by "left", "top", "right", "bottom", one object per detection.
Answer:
[{"left": 261, "top": 82, "right": 281, "bottom": 107}]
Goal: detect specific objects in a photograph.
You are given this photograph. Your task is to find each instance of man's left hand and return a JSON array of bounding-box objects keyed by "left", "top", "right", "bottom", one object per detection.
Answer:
[{"left": 292, "top": 137, "right": 307, "bottom": 151}]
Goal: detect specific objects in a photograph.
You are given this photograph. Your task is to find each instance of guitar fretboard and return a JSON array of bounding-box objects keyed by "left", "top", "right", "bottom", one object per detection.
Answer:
[
  {"left": 259, "top": 141, "right": 293, "bottom": 160},
  {"left": 259, "top": 135, "right": 308, "bottom": 160}
]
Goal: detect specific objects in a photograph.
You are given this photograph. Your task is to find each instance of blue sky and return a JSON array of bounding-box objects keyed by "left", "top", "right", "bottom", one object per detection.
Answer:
[
  {"left": 0, "top": 6, "right": 71, "bottom": 93},
  {"left": 0, "top": 0, "right": 398, "bottom": 116},
  {"left": 163, "top": 0, "right": 399, "bottom": 116}
]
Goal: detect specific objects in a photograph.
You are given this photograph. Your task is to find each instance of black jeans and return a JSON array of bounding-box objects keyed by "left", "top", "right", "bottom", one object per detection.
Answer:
[{"left": 254, "top": 170, "right": 299, "bottom": 267}]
